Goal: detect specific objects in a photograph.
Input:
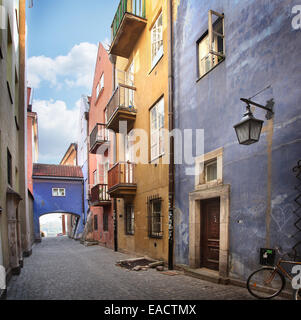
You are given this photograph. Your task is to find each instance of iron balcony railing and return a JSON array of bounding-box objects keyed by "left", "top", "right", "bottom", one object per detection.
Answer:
[
  {"left": 105, "top": 84, "right": 137, "bottom": 125},
  {"left": 108, "top": 161, "right": 136, "bottom": 190},
  {"left": 89, "top": 123, "right": 108, "bottom": 152},
  {"left": 90, "top": 183, "right": 111, "bottom": 204},
  {"left": 111, "top": 0, "right": 146, "bottom": 41}
]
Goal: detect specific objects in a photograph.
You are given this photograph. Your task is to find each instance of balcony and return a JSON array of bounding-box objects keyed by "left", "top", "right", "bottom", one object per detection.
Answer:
[
  {"left": 105, "top": 84, "right": 137, "bottom": 133},
  {"left": 90, "top": 184, "right": 111, "bottom": 206},
  {"left": 89, "top": 123, "right": 109, "bottom": 154},
  {"left": 108, "top": 162, "right": 137, "bottom": 198},
  {"left": 110, "top": 0, "right": 147, "bottom": 58}
]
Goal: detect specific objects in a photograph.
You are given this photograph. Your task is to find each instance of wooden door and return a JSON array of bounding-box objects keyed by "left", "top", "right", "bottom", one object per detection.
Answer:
[{"left": 201, "top": 198, "right": 220, "bottom": 271}]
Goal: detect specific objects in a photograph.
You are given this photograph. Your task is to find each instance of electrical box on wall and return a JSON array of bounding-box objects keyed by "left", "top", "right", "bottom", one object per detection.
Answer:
[{"left": 260, "top": 248, "right": 276, "bottom": 266}]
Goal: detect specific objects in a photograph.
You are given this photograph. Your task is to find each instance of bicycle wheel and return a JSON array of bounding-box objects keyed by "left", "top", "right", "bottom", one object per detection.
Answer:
[
  {"left": 293, "top": 289, "right": 300, "bottom": 300},
  {"left": 247, "top": 267, "right": 285, "bottom": 299}
]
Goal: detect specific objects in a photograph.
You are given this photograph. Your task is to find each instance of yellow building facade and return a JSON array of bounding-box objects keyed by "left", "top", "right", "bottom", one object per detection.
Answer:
[{"left": 107, "top": 0, "right": 173, "bottom": 262}]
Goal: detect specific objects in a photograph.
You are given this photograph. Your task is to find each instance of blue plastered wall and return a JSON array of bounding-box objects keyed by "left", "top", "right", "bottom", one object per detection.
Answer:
[
  {"left": 33, "top": 179, "right": 84, "bottom": 240},
  {"left": 173, "top": 0, "right": 301, "bottom": 280}
]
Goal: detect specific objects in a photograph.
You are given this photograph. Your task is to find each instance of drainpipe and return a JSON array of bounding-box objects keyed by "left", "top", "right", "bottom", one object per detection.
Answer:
[
  {"left": 85, "top": 106, "right": 90, "bottom": 225},
  {"left": 81, "top": 179, "right": 85, "bottom": 226},
  {"left": 109, "top": 53, "right": 118, "bottom": 252},
  {"left": 114, "top": 199, "right": 118, "bottom": 252},
  {"left": 167, "top": 0, "right": 175, "bottom": 270}
]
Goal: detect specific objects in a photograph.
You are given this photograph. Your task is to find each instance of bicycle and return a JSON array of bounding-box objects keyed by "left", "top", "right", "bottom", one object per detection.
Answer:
[{"left": 247, "top": 247, "right": 301, "bottom": 300}]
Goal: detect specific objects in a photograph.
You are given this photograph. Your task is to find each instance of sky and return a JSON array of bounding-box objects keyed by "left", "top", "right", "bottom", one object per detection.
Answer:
[{"left": 27, "top": 0, "right": 120, "bottom": 164}]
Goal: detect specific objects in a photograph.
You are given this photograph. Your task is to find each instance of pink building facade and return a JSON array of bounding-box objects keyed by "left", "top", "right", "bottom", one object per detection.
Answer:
[{"left": 88, "top": 43, "right": 115, "bottom": 249}]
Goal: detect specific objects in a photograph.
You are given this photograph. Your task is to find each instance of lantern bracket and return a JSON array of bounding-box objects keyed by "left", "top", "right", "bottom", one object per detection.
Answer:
[{"left": 240, "top": 98, "right": 274, "bottom": 120}]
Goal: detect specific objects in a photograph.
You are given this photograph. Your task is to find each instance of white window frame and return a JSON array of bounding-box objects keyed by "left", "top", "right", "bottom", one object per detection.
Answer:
[
  {"left": 52, "top": 188, "right": 66, "bottom": 197},
  {"left": 93, "top": 169, "right": 99, "bottom": 186},
  {"left": 194, "top": 148, "right": 223, "bottom": 188},
  {"left": 96, "top": 73, "right": 104, "bottom": 98},
  {"left": 104, "top": 161, "right": 109, "bottom": 185},
  {"left": 126, "top": 62, "right": 135, "bottom": 107},
  {"left": 204, "top": 159, "right": 217, "bottom": 183},
  {"left": 198, "top": 10, "right": 225, "bottom": 78},
  {"left": 150, "top": 97, "right": 164, "bottom": 162},
  {"left": 151, "top": 12, "right": 163, "bottom": 69}
]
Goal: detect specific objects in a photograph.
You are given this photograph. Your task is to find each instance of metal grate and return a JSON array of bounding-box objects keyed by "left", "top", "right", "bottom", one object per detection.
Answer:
[
  {"left": 292, "top": 160, "right": 301, "bottom": 260},
  {"left": 125, "top": 204, "right": 134, "bottom": 235},
  {"left": 147, "top": 195, "right": 163, "bottom": 238}
]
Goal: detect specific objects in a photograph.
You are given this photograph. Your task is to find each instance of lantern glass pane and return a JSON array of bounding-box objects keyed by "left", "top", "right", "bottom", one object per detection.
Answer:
[
  {"left": 236, "top": 121, "right": 250, "bottom": 144},
  {"left": 250, "top": 119, "right": 263, "bottom": 141}
]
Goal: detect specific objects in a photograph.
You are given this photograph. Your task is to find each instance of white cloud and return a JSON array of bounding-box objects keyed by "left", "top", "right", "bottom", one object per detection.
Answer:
[
  {"left": 33, "top": 99, "right": 80, "bottom": 164},
  {"left": 28, "top": 42, "right": 98, "bottom": 90}
]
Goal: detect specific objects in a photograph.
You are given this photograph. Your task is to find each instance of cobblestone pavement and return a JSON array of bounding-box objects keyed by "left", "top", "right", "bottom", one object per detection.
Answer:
[{"left": 6, "top": 237, "right": 282, "bottom": 300}]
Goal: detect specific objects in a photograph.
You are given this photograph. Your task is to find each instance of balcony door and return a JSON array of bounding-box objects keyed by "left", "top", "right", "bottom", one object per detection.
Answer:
[
  {"left": 126, "top": 62, "right": 134, "bottom": 108},
  {"left": 104, "top": 161, "right": 109, "bottom": 185},
  {"left": 125, "top": 133, "right": 134, "bottom": 184}
]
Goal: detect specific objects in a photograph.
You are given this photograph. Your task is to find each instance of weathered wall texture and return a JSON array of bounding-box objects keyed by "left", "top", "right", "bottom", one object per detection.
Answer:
[
  {"left": 173, "top": 0, "right": 301, "bottom": 280},
  {"left": 33, "top": 179, "right": 84, "bottom": 240},
  {"left": 0, "top": 0, "right": 30, "bottom": 275}
]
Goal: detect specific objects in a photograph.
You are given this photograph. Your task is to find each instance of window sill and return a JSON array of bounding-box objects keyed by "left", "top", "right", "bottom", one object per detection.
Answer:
[
  {"left": 125, "top": 232, "right": 134, "bottom": 236},
  {"left": 196, "top": 58, "right": 225, "bottom": 83},
  {"left": 149, "top": 153, "right": 165, "bottom": 164},
  {"left": 149, "top": 53, "right": 164, "bottom": 75},
  {"left": 195, "top": 179, "right": 223, "bottom": 191},
  {"left": 149, "top": 235, "right": 163, "bottom": 239}
]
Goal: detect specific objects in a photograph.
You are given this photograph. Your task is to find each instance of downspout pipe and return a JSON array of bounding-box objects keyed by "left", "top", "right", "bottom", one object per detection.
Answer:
[
  {"left": 168, "top": 0, "right": 175, "bottom": 270},
  {"left": 109, "top": 53, "right": 118, "bottom": 252}
]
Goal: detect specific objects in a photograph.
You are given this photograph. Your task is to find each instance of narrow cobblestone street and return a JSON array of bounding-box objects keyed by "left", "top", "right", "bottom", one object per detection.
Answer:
[{"left": 6, "top": 237, "right": 262, "bottom": 300}]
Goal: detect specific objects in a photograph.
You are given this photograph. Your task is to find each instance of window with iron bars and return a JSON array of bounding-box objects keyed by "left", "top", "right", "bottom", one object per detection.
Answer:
[
  {"left": 125, "top": 204, "right": 134, "bottom": 235},
  {"left": 147, "top": 196, "right": 163, "bottom": 238},
  {"left": 7, "top": 148, "right": 12, "bottom": 187},
  {"left": 103, "top": 211, "right": 108, "bottom": 232},
  {"left": 94, "top": 215, "right": 98, "bottom": 231}
]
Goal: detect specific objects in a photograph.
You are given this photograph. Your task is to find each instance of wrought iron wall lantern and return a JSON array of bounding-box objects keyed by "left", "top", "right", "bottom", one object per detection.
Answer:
[{"left": 234, "top": 98, "right": 275, "bottom": 145}]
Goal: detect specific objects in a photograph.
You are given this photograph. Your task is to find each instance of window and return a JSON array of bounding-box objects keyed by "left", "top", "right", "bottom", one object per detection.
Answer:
[
  {"left": 15, "top": 68, "right": 19, "bottom": 124},
  {"left": 104, "top": 162, "right": 109, "bottom": 185},
  {"left": 103, "top": 212, "right": 108, "bottom": 232},
  {"left": 52, "top": 188, "right": 66, "bottom": 197},
  {"left": 195, "top": 147, "right": 223, "bottom": 187},
  {"left": 205, "top": 160, "right": 217, "bottom": 182},
  {"left": 125, "top": 204, "right": 134, "bottom": 235},
  {"left": 93, "top": 169, "right": 99, "bottom": 185},
  {"left": 126, "top": 62, "right": 135, "bottom": 107},
  {"left": 150, "top": 97, "right": 164, "bottom": 161},
  {"left": 96, "top": 73, "right": 104, "bottom": 98},
  {"left": 94, "top": 215, "right": 98, "bottom": 231},
  {"left": 197, "top": 10, "right": 225, "bottom": 78},
  {"left": 7, "top": 149, "right": 12, "bottom": 186},
  {"left": 6, "top": 18, "right": 13, "bottom": 102},
  {"left": 151, "top": 13, "right": 163, "bottom": 68},
  {"left": 148, "top": 197, "right": 163, "bottom": 238}
]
